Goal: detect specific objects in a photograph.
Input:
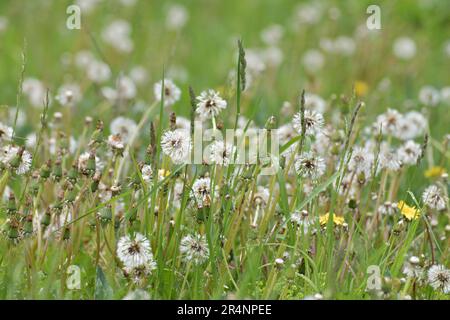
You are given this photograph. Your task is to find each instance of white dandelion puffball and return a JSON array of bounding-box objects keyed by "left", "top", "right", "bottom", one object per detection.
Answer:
[
  {"left": 75, "top": 50, "right": 96, "bottom": 69},
  {"left": 440, "top": 87, "right": 450, "bottom": 104},
  {"left": 86, "top": 60, "right": 111, "bottom": 83},
  {"left": 443, "top": 39, "right": 450, "bottom": 58},
  {"left": 102, "top": 19, "right": 133, "bottom": 53},
  {"left": 260, "top": 24, "right": 284, "bottom": 46},
  {"left": 117, "top": 233, "right": 154, "bottom": 268},
  {"left": 394, "top": 111, "right": 427, "bottom": 141},
  {"left": 191, "top": 177, "right": 211, "bottom": 208},
  {"left": 294, "top": 151, "right": 326, "bottom": 179},
  {"left": 397, "top": 140, "right": 421, "bottom": 165},
  {"left": 379, "top": 149, "right": 401, "bottom": 172},
  {"left": 119, "top": 0, "right": 137, "bottom": 7},
  {"left": 77, "top": 152, "right": 103, "bottom": 173},
  {"left": 348, "top": 146, "right": 374, "bottom": 176},
  {"left": 55, "top": 83, "right": 81, "bottom": 107},
  {"left": 208, "top": 140, "right": 234, "bottom": 166},
  {"left": 292, "top": 109, "right": 324, "bottom": 136},
  {"left": 160, "top": 129, "right": 191, "bottom": 164},
  {"left": 334, "top": 36, "right": 356, "bottom": 56},
  {"left": 302, "top": 49, "right": 325, "bottom": 73},
  {"left": 22, "top": 78, "right": 47, "bottom": 108},
  {"left": 422, "top": 185, "right": 447, "bottom": 211},
  {"left": 0, "top": 16, "right": 8, "bottom": 32},
  {"left": 116, "top": 76, "right": 137, "bottom": 100},
  {"left": 166, "top": 4, "right": 189, "bottom": 30},
  {"left": 427, "top": 265, "right": 450, "bottom": 294},
  {"left": 419, "top": 85, "right": 440, "bottom": 107},
  {"left": 110, "top": 117, "right": 137, "bottom": 144},
  {"left": 0, "top": 145, "right": 32, "bottom": 175},
  {"left": 196, "top": 89, "right": 227, "bottom": 121},
  {"left": 180, "top": 234, "right": 209, "bottom": 265},
  {"left": 107, "top": 134, "right": 125, "bottom": 151},
  {"left": 0, "top": 122, "right": 14, "bottom": 143},
  {"left": 304, "top": 93, "right": 326, "bottom": 113},
  {"left": 262, "top": 46, "right": 284, "bottom": 67},
  {"left": 129, "top": 66, "right": 148, "bottom": 85},
  {"left": 374, "top": 108, "right": 403, "bottom": 136},
  {"left": 245, "top": 49, "right": 266, "bottom": 75}
]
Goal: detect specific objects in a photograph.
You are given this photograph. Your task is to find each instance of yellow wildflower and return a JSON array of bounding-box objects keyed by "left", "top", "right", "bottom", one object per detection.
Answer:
[
  {"left": 158, "top": 169, "right": 171, "bottom": 180},
  {"left": 319, "top": 213, "right": 345, "bottom": 226},
  {"left": 424, "top": 166, "right": 446, "bottom": 179},
  {"left": 397, "top": 201, "right": 420, "bottom": 221},
  {"left": 355, "top": 81, "right": 369, "bottom": 97}
]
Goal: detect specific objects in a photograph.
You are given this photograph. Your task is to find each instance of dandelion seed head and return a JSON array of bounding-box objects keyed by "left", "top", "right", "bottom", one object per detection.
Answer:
[
  {"left": 403, "top": 261, "right": 423, "bottom": 279},
  {"left": 374, "top": 108, "right": 402, "bottom": 136},
  {"left": 428, "top": 265, "right": 450, "bottom": 294},
  {"left": 294, "top": 151, "right": 326, "bottom": 179},
  {"left": 348, "top": 146, "right": 374, "bottom": 176},
  {"left": 180, "top": 234, "right": 209, "bottom": 265},
  {"left": 419, "top": 85, "right": 440, "bottom": 107},
  {"left": 123, "top": 263, "right": 156, "bottom": 284},
  {"left": 319, "top": 213, "right": 345, "bottom": 226},
  {"left": 117, "top": 233, "right": 155, "bottom": 268},
  {"left": 191, "top": 177, "right": 211, "bottom": 208},
  {"left": 55, "top": 83, "right": 81, "bottom": 107},
  {"left": 0, "top": 145, "right": 32, "bottom": 175},
  {"left": 397, "top": 201, "right": 420, "bottom": 221},
  {"left": 394, "top": 111, "right": 427, "bottom": 141},
  {"left": 123, "top": 289, "right": 151, "bottom": 300},
  {"left": 260, "top": 24, "right": 284, "bottom": 46},
  {"left": 141, "top": 164, "right": 153, "bottom": 183},
  {"left": 252, "top": 186, "right": 270, "bottom": 208},
  {"left": 166, "top": 4, "right": 189, "bottom": 30},
  {"left": 302, "top": 49, "right": 324, "bottom": 73},
  {"left": 0, "top": 123, "right": 13, "bottom": 143},
  {"left": 291, "top": 210, "right": 312, "bottom": 233},
  {"left": 86, "top": 60, "right": 111, "bottom": 83},
  {"left": 195, "top": 90, "right": 227, "bottom": 120},
  {"left": 393, "top": 37, "right": 416, "bottom": 60},
  {"left": 110, "top": 116, "right": 137, "bottom": 144},
  {"left": 22, "top": 78, "right": 47, "bottom": 108},
  {"left": 209, "top": 140, "right": 234, "bottom": 166},
  {"left": 379, "top": 149, "right": 401, "bottom": 171},
  {"left": 397, "top": 140, "right": 421, "bottom": 165},
  {"left": 161, "top": 129, "right": 191, "bottom": 164},
  {"left": 107, "top": 134, "right": 125, "bottom": 151},
  {"left": 102, "top": 19, "right": 134, "bottom": 53},
  {"left": 292, "top": 110, "right": 324, "bottom": 136},
  {"left": 77, "top": 152, "right": 103, "bottom": 173},
  {"left": 422, "top": 185, "right": 447, "bottom": 211}
]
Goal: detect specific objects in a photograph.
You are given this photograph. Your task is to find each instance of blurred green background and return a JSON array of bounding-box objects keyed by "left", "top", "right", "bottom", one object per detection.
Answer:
[{"left": 0, "top": 0, "right": 449, "bottom": 128}]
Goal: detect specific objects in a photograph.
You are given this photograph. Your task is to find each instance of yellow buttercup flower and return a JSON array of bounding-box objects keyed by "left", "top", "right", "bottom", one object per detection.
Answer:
[
  {"left": 424, "top": 166, "right": 446, "bottom": 179},
  {"left": 397, "top": 201, "right": 420, "bottom": 221},
  {"left": 319, "top": 213, "right": 345, "bottom": 226},
  {"left": 355, "top": 81, "right": 369, "bottom": 97}
]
